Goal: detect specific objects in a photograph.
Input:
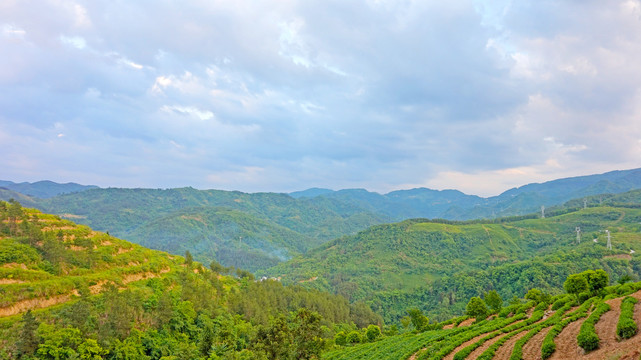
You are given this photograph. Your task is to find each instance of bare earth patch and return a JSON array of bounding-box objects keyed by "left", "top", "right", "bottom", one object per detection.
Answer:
[
  {"left": 604, "top": 254, "right": 632, "bottom": 260},
  {"left": 521, "top": 326, "right": 552, "bottom": 360},
  {"left": 457, "top": 318, "right": 476, "bottom": 327},
  {"left": 0, "top": 294, "right": 71, "bottom": 317},
  {"left": 442, "top": 332, "right": 488, "bottom": 360},
  {"left": 0, "top": 279, "right": 25, "bottom": 284},
  {"left": 548, "top": 315, "right": 586, "bottom": 360},
  {"left": 494, "top": 330, "right": 529, "bottom": 359},
  {"left": 2, "top": 263, "right": 28, "bottom": 270},
  {"left": 467, "top": 331, "right": 503, "bottom": 359},
  {"left": 583, "top": 290, "right": 641, "bottom": 360}
]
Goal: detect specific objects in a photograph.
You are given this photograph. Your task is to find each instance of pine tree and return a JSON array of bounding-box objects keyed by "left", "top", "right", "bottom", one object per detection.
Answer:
[{"left": 17, "top": 310, "right": 40, "bottom": 358}]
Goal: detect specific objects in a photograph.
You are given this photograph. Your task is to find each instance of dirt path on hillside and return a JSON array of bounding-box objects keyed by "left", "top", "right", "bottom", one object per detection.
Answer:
[
  {"left": 467, "top": 332, "right": 503, "bottom": 359},
  {"left": 548, "top": 316, "right": 586, "bottom": 360},
  {"left": 442, "top": 332, "right": 488, "bottom": 360},
  {"left": 521, "top": 326, "right": 552, "bottom": 360},
  {"left": 0, "top": 268, "right": 172, "bottom": 318},
  {"left": 494, "top": 329, "right": 528, "bottom": 359},
  {"left": 0, "top": 294, "right": 71, "bottom": 317},
  {"left": 458, "top": 318, "right": 475, "bottom": 327}
]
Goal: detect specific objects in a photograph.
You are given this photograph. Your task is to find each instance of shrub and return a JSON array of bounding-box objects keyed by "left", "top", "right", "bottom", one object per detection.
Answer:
[
  {"left": 577, "top": 329, "right": 599, "bottom": 351},
  {"left": 346, "top": 330, "right": 361, "bottom": 345},
  {"left": 541, "top": 338, "right": 556, "bottom": 359},
  {"left": 617, "top": 297, "right": 638, "bottom": 339},
  {"left": 551, "top": 295, "right": 571, "bottom": 310},
  {"left": 498, "top": 304, "right": 519, "bottom": 318},
  {"left": 365, "top": 325, "right": 381, "bottom": 342},
  {"left": 577, "top": 302, "right": 610, "bottom": 351},
  {"left": 534, "top": 301, "right": 549, "bottom": 312}
]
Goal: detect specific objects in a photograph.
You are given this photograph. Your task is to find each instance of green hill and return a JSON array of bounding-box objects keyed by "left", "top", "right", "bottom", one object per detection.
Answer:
[
  {"left": 0, "top": 201, "right": 381, "bottom": 359},
  {"left": 265, "top": 204, "right": 641, "bottom": 322},
  {"left": 25, "top": 187, "right": 388, "bottom": 271}
]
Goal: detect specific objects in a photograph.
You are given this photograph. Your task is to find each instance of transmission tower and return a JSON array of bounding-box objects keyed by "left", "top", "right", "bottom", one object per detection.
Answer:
[
  {"left": 541, "top": 205, "right": 545, "bottom": 219},
  {"left": 605, "top": 230, "right": 612, "bottom": 250},
  {"left": 583, "top": 198, "right": 587, "bottom": 209},
  {"left": 576, "top": 226, "right": 581, "bottom": 244}
]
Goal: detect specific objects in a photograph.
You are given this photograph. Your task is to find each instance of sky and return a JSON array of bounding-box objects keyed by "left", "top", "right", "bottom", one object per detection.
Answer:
[{"left": 1, "top": 0, "right": 641, "bottom": 197}]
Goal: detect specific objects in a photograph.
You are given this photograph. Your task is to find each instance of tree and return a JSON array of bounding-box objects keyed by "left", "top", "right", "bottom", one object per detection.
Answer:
[
  {"left": 210, "top": 260, "right": 225, "bottom": 274},
  {"left": 466, "top": 297, "right": 488, "bottom": 321},
  {"left": 585, "top": 269, "right": 609, "bottom": 293},
  {"left": 524, "top": 288, "right": 550, "bottom": 304},
  {"left": 78, "top": 338, "right": 107, "bottom": 359},
  {"left": 365, "top": 325, "right": 381, "bottom": 342},
  {"left": 564, "top": 273, "right": 588, "bottom": 302},
  {"left": 291, "top": 308, "right": 324, "bottom": 359},
  {"left": 406, "top": 308, "right": 429, "bottom": 331},
  {"left": 36, "top": 325, "right": 83, "bottom": 360},
  {"left": 484, "top": 290, "right": 503, "bottom": 313},
  {"left": 185, "top": 251, "right": 194, "bottom": 268},
  {"left": 618, "top": 274, "right": 633, "bottom": 285},
  {"left": 16, "top": 310, "right": 40, "bottom": 358},
  {"left": 346, "top": 331, "right": 361, "bottom": 345}
]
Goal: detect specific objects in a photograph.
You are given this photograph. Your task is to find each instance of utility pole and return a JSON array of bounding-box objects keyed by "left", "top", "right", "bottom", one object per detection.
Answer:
[{"left": 576, "top": 227, "right": 581, "bottom": 244}]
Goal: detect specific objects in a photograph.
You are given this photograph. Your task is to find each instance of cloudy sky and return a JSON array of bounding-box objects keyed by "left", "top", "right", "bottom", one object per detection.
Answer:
[{"left": 1, "top": 0, "right": 641, "bottom": 196}]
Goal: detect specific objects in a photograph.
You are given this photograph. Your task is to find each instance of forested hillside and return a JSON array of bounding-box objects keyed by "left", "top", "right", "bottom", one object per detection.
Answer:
[
  {"left": 0, "top": 201, "right": 381, "bottom": 359},
  {"left": 29, "top": 188, "right": 388, "bottom": 271},
  {"left": 266, "top": 204, "right": 641, "bottom": 323}
]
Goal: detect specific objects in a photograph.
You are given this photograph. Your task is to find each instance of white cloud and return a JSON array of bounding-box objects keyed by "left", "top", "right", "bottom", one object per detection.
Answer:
[
  {"left": 160, "top": 105, "right": 214, "bottom": 121},
  {"left": 2, "top": 24, "right": 26, "bottom": 39},
  {"left": 59, "top": 35, "right": 86, "bottom": 49}
]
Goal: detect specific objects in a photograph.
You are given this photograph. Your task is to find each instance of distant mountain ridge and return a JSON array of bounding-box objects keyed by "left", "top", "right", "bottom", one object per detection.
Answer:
[
  {"left": 289, "top": 168, "right": 641, "bottom": 220},
  {"left": 0, "top": 180, "right": 98, "bottom": 198}
]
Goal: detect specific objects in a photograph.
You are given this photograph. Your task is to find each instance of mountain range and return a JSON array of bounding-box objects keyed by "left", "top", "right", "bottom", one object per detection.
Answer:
[{"left": 2, "top": 168, "right": 641, "bottom": 272}]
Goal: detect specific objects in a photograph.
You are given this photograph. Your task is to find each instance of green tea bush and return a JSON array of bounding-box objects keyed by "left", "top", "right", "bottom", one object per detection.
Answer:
[
  {"left": 577, "top": 302, "right": 610, "bottom": 351},
  {"left": 617, "top": 297, "right": 638, "bottom": 339},
  {"left": 551, "top": 295, "right": 571, "bottom": 310}
]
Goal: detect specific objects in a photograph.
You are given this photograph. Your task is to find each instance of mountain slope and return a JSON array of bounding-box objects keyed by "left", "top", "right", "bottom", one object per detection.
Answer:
[
  {"left": 265, "top": 203, "right": 641, "bottom": 322},
  {"left": 31, "top": 187, "right": 388, "bottom": 271},
  {"left": 128, "top": 206, "right": 314, "bottom": 271}
]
